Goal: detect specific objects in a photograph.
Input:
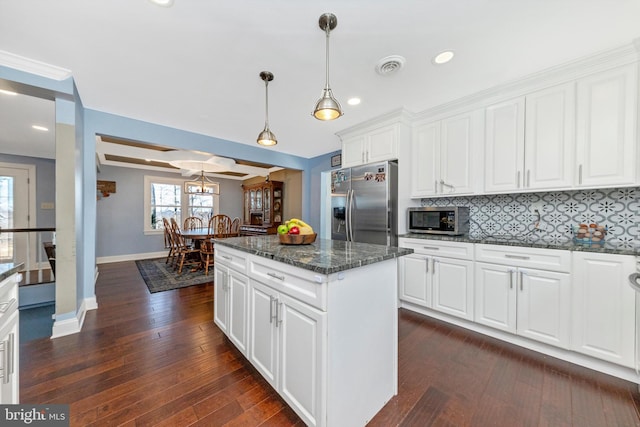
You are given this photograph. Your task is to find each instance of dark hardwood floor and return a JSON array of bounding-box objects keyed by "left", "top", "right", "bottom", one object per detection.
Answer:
[{"left": 21, "top": 260, "right": 640, "bottom": 426}]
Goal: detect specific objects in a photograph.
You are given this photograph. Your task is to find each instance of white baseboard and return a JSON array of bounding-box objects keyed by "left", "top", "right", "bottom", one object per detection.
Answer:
[
  {"left": 96, "top": 251, "right": 166, "bottom": 264},
  {"left": 51, "top": 297, "right": 93, "bottom": 339}
]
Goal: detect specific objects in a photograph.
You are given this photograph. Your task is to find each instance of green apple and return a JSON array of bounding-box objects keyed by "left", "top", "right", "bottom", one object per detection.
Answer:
[{"left": 277, "top": 224, "right": 288, "bottom": 234}]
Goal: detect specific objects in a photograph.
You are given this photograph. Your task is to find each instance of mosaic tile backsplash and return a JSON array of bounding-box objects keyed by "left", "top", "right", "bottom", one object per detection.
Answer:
[{"left": 421, "top": 187, "right": 640, "bottom": 249}]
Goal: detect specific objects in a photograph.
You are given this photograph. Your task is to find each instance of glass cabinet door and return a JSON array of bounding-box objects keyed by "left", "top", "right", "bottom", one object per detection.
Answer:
[{"left": 263, "top": 188, "right": 271, "bottom": 224}]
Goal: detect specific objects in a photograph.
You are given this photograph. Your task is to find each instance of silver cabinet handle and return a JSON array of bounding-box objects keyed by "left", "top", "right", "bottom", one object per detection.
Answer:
[
  {"left": 7, "top": 333, "right": 13, "bottom": 376},
  {"left": 269, "top": 295, "right": 277, "bottom": 324},
  {"left": 517, "top": 171, "right": 521, "bottom": 188},
  {"left": 0, "top": 298, "right": 16, "bottom": 314},
  {"left": 267, "top": 272, "right": 285, "bottom": 281},
  {"left": 526, "top": 170, "right": 530, "bottom": 187},
  {"left": 439, "top": 179, "right": 444, "bottom": 194},
  {"left": 277, "top": 302, "right": 283, "bottom": 327},
  {"left": 519, "top": 271, "right": 524, "bottom": 291},
  {"left": 629, "top": 273, "right": 640, "bottom": 291},
  {"left": 509, "top": 270, "right": 514, "bottom": 289},
  {"left": 422, "top": 246, "right": 440, "bottom": 251},
  {"left": 578, "top": 164, "right": 583, "bottom": 185},
  {"left": 425, "top": 257, "right": 429, "bottom": 273},
  {"left": 434, "top": 180, "right": 438, "bottom": 194},
  {"left": 505, "top": 254, "right": 530, "bottom": 260},
  {"left": 221, "top": 255, "right": 232, "bottom": 260}
]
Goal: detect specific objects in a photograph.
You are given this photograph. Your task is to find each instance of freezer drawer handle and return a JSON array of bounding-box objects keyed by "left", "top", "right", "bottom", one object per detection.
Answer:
[
  {"left": 504, "top": 254, "right": 530, "bottom": 260},
  {"left": 422, "top": 246, "right": 440, "bottom": 251}
]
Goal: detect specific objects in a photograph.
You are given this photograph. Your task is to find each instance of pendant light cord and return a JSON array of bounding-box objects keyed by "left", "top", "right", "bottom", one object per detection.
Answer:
[
  {"left": 324, "top": 23, "right": 331, "bottom": 91},
  {"left": 264, "top": 79, "right": 270, "bottom": 130}
]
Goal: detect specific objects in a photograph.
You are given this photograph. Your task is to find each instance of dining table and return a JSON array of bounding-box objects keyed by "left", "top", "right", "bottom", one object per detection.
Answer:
[{"left": 180, "top": 227, "right": 212, "bottom": 241}]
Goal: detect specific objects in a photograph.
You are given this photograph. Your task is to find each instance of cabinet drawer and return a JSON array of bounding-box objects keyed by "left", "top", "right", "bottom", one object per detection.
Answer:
[
  {"left": 399, "top": 238, "right": 473, "bottom": 260},
  {"left": 215, "top": 246, "right": 248, "bottom": 274},
  {"left": 475, "top": 244, "right": 570, "bottom": 272},
  {"left": 249, "top": 257, "right": 327, "bottom": 311},
  {"left": 0, "top": 273, "right": 19, "bottom": 324}
]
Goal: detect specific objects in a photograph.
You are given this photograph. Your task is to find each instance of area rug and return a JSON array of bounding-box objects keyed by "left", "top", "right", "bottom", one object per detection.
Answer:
[{"left": 135, "top": 258, "right": 213, "bottom": 293}]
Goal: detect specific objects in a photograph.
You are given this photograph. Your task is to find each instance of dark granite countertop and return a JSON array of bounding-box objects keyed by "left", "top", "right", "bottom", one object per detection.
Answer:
[
  {"left": 399, "top": 233, "right": 639, "bottom": 256},
  {"left": 0, "top": 263, "right": 23, "bottom": 283},
  {"left": 214, "top": 235, "right": 413, "bottom": 274}
]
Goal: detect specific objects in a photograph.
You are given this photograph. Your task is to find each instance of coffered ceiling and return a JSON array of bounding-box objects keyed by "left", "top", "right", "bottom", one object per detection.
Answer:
[{"left": 1, "top": 0, "right": 639, "bottom": 162}]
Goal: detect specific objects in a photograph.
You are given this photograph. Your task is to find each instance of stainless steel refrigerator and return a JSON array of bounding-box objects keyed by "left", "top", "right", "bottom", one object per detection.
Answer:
[{"left": 330, "top": 160, "right": 398, "bottom": 246}]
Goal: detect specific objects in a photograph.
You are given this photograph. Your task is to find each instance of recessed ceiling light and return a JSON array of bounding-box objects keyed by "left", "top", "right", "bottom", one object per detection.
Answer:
[
  {"left": 347, "top": 97, "right": 361, "bottom": 106},
  {"left": 148, "top": 0, "right": 174, "bottom": 7},
  {"left": 32, "top": 125, "right": 49, "bottom": 131},
  {"left": 433, "top": 50, "right": 454, "bottom": 65},
  {"left": 0, "top": 89, "right": 17, "bottom": 96}
]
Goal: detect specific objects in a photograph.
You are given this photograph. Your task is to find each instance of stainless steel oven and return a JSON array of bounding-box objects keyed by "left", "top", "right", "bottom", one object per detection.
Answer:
[{"left": 407, "top": 206, "right": 469, "bottom": 235}]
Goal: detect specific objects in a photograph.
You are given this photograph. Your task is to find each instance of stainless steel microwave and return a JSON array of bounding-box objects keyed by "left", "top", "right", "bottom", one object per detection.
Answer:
[{"left": 407, "top": 206, "right": 470, "bottom": 235}]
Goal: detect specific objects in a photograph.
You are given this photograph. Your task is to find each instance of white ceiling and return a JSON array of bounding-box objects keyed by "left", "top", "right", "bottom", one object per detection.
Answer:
[{"left": 1, "top": 0, "right": 640, "bottom": 160}]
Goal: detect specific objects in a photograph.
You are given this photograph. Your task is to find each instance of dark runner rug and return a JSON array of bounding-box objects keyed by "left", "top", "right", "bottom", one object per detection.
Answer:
[{"left": 135, "top": 258, "right": 213, "bottom": 293}]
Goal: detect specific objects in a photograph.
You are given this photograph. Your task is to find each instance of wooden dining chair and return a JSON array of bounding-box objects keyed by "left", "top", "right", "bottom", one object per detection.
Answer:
[
  {"left": 208, "top": 214, "right": 232, "bottom": 237},
  {"left": 230, "top": 217, "right": 241, "bottom": 237},
  {"left": 199, "top": 239, "right": 215, "bottom": 276},
  {"left": 183, "top": 216, "right": 204, "bottom": 230},
  {"left": 163, "top": 218, "right": 178, "bottom": 265},
  {"left": 170, "top": 220, "right": 200, "bottom": 274}
]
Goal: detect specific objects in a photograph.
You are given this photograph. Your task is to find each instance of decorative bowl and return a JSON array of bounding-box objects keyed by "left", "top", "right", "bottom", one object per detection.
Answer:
[{"left": 278, "top": 233, "right": 317, "bottom": 245}]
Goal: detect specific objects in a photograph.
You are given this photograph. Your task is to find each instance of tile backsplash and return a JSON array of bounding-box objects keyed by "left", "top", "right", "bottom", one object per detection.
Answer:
[{"left": 421, "top": 187, "right": 640, "bottom": 249}]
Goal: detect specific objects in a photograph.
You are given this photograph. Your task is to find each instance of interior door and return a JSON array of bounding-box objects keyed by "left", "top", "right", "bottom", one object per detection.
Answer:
[{"left": 0, "top": 164, "right": 31, "bottom": 266}]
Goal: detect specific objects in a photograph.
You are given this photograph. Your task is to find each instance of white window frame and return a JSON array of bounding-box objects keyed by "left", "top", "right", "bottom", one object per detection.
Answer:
[{"left": 143, "top": 175, "right": 219, "bottom": 235}]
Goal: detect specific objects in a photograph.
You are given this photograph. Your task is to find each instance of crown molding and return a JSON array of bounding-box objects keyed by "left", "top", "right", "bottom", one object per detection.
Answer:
[
  {"left": 0, "top": 50, "right": 72, "bottom": 81},
  {"left": 335, "top": 107, "right": 415, "bottom": 138}
]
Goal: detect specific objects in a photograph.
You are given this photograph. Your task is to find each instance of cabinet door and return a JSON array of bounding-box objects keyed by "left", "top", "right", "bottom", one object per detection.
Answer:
[
  {"left": 432, "top": 257, "right": 474, "bottom": 320},
  {"left": 410, "top": 121, "right": 440, "bottom": 197},
  {"left": 571, "top": 252, "right": 636, "bottom": 367},
  {"left": 517, "top": 269, "right": 570, "bottom": 348},
  {"left": 485, "top": 98, "right": 525, "bottom": 192},
  {"left": 440, "top": 112, "right": 476, "bottom": 195},
  {"left": 278, "top": 293, "right": 326, "bottom": 427},
  {"left": 399, "top": 254, "right": 431, "bottom": 307},
  {"left": 342, "top": 135, "right": 367, "bottom": 167},
  {"left": 474, "top": 263, "right": 516, "bottom": 333},
  {"left": 0, "top": 312, "right": 18, "bottom": 404},
  {"left": 576, "top": 64, "right": 638, "bottom": 187},
  {"left": 525, "top": 83, "right": 575, "bottom": 190},
  {"left": 367, "top": 125, "right": 398, "bottom": 163},
  {"left": 228, "top": 270, "right": 249, "bottom": 355},
  {"left": 248, "top": 280, "right": 279, "bottom": 388},
  {"left": 213, "top": 265, "right": 228, "bottom": 334}
]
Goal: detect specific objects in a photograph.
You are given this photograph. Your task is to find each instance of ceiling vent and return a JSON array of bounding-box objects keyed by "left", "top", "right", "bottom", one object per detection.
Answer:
[{"left": 375, "top": 55, "right": 406, "bottom": 76}]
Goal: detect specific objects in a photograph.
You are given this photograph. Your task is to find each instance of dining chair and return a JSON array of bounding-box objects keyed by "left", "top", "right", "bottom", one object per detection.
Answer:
[
  {"left": 171, "top": 223, "right": 201, "bottom": 274},
  {"left": 208, "top": 214, "right": 232, "bottom": 237},
  {"left": 163, "top": 218, "right": 178, "bottom": 265},
  {"left": 199, "top": 239, "right": 215, "bottom": 276},
  {"left": 183, "top": 216, "right": 204, "bottom": 230},
  {"left": 230, "top": 217, "right": 241, "bottom": 237}
]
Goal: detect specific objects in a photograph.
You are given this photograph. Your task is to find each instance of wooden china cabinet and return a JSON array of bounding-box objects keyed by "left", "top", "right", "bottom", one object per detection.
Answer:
[{"left": 240, "top": 181, "right": 283, "bottom": 236}]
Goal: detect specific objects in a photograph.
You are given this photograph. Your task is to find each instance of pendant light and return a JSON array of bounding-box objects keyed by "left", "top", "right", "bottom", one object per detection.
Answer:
[
  {"left": 313, "top": 13, "right": 343, "bottom": 121},
  {"left": 257, "top": 71, "right": 277, "bottom": 146}
]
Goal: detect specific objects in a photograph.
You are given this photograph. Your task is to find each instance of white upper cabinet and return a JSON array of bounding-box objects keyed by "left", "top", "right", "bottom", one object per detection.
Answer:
[
  {"left": 575, "top": 64, "right": 638, "bottom": 187},
  {"left": 485, "top": 82, "right": 575, "bottom": 192},
  {"left": 341, "top": 123, "right": 398, "bottom": 167},
  {"left": 411, "top": 109, "right": 482, "bottom": 197}
]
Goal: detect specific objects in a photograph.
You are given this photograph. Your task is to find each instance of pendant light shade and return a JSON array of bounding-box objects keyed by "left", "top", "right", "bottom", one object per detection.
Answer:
[
  {"left": 257, "top": 71, "right": 277, "bottom": 146},
  {"left": 313, "top": 13, "right": 343, "bottom": 121}
]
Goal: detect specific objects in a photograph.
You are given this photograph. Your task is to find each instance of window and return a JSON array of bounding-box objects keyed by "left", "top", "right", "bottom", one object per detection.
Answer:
[{"left": 144, "top": 176, "right": 219, "bottom": 233}]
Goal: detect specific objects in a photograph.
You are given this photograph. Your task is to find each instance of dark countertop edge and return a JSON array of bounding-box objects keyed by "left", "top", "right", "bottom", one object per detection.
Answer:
[
  {"left": 214, "top": 239, "right": 413, "bottom": 275},
  {"left": 398, "top": 234, "right": 639, "bottom": 256},
  {"left": 0, "top": 263, "right": 24, "bottom": 282}
]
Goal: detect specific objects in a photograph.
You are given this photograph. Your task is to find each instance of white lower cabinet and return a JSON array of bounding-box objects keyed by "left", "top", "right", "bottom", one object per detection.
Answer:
[
  {"left": 474, "top": 263, "right": 570, "bottom": 348},
  {"left": 214, "top": 247, "right": 249, "bottom": 355},
  {"left": 0, "top": 272, "right": 20, "bottom": 404},
  {"left": 571, "top": 252, "right": 636, "bottom": 368},
  {"left": 250, "top": 280, "right": 326, "bottom": 425},
  {"left": 398, "top": 238, "right": 474, "bottom": 320}
]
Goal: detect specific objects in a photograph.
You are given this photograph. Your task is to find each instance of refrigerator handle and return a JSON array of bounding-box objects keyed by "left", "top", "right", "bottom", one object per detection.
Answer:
[
  {"left": 348, "top": 189, "right": 355, "bottom": 242},
  {"left": 344, "top": 189, "right": 351, "bottom": 242}
]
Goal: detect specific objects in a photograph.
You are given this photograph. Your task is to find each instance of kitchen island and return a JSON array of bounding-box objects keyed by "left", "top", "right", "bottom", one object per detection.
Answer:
[{"left": 212, "top": 235, "right": 412, "bottom": 427}]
